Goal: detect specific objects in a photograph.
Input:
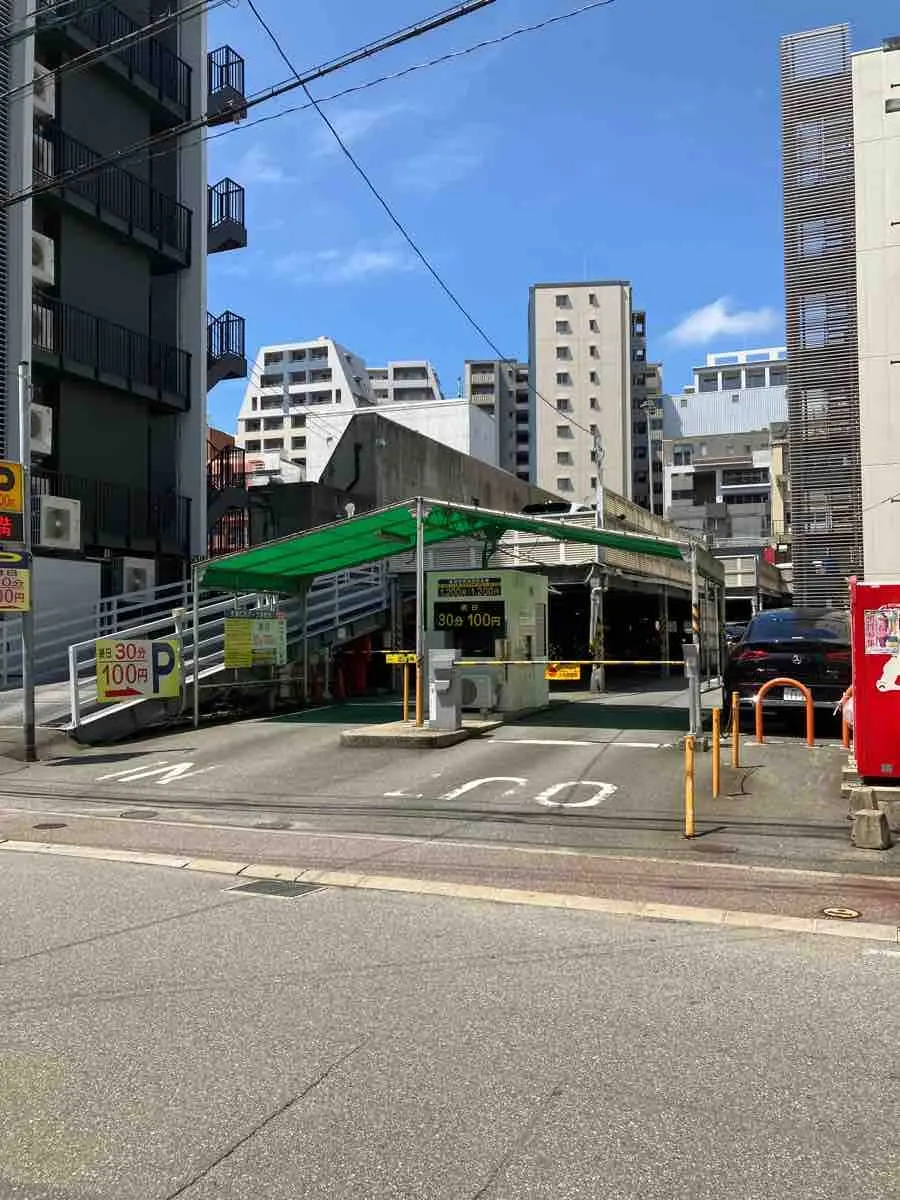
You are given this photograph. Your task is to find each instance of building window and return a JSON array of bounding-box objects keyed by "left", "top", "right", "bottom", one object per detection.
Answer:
[
  {"left": 263, "top": 438, "right": 282, "bottom": 450},
  {"left": 250, "top": 396, "right": 259, "bottom": 411},
  {"left": 589, "top": 318, "right": 599, "bottom": 332},
  {"left": 590, "top": 476, "right": 597, "bottom": 489},
  {"left": 556, "top": 424, "right": 573, "bottom": 438},
  {"left": 291, "top": 436, "right": 306, "bottom": 450},
  {"left": 556, "top": 451, "right": 573, "bottom": 466},
  {"left": 589, "top": 370, "right": 599, "bottom": 384},
  {"left": 260, "top": 373, "right": 282, "bottom": 388},
  {"left": 556, "top": 397, "right": 571, "bottom": 411},
  {"left": 264, "top": 351, "right": 283, "bottom": 365},
  {"left": 721, "top": 371, "right": 741, "bottom": 390},
  {"left": 289, "top": 371, "right": 306, "bottom": 384},
  {"left": 291, "top": 414, "right": 305, "bottom": 428},
  {"left": 556, "top": 346, "right": 571, "bottom": 360},
  {"left": 770, "top": 367, "right": 787, "bottom": 386},
  {"left": 589, "top": 345, "right": 599, "bottom": 358},
  {"left": 589, "top": 397, "right": 599, "bottom": 409},
  {"left": 555, "top": 293, "right": 570, "bottom": 307},
  {"left": 634, "top": 446, "right": 648, "bottom": 460},
  {"left": 290, "top": 348, "right": 306, "bottom": 361},
  {"left": 515, "top": 410, "right": 528, "bottom": 424},
  {"left": 244, "top": 418, "right": 261, "bottom": 432},
  {"left": 698, "top": 373, "right": 718, "bottom": 393},
  {"left": 746, "top": 368, "right": 765, "bottom": 388},
  {"left": 555, "top": 320, "right": 571, "bottom": 334},
  {"left": 674, "top": 446, "right": 692, "bottom": 466},
  {"left": 588, "top": 292, "right": 598, "bottom": 306},
  {"left": 589, "top": 424, "right": 598, "bottom": 435},
  {"left": 309, "top": 346, "right": 328, "bottom": 360},
  {"left": 556, "top": 477, "right": 573, "bottom": 491},
  {"left": 261, "top": 395, "right": 283, "bottom": 410},
  {"left": 556, "top": 372, "right": 571, "bottom": 385},
  {"left": 262, "top": 416, "right": 283, "bottom": 430},
  {"left": 245, "top": 439, "right": 261, "bottom": 452}
]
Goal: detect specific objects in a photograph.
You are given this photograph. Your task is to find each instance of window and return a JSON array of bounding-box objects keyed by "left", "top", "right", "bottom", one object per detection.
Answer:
[
  {"left": 770, "top": 367, "right": 787, "bottom": 386},
  {"left": 590, "top": 476, "right": 597, "bottom": 489},
  {"left": 263, "top": 416, "right": 283, "bottom": 430},
  {"left": 291, "top": 414, "right": 305, "bottom": 428},
  {"left": 555, "top": 320, "right": 571, "bottom": 334},
  {"left": 674, "top": 446, "right": 693, "bottom": 466},
  {"left": 250, "top": 396, "right": 258, "bottom": 411},
  {"left": 589, "top": 345, "right": 599, "bottom": 358},
  {"left": 634, "top": 446, "right": 648, "bottom": 460},
  {"left": 261, "top": 395, "right": 283, "bottom": 410},
  {"left": 260, "top": 373, "right": 282, "bottom": 388},
  {"left": 245, "top": 439, "right": 261, "bottom": 452},
  {"left": 556, "top": 372, "right": 572, "bottom": 385},
  {"left": 515, "top": 409, "right": 528, "bottom": 424},
  {"left": 263, "top": 438, "right": 282, "bottom": 450},
  {"left": 698, "top": 373, "right": 718, "bottom": 393},
  {"left": 291, "top": 436, "right": 306, "bottom": 450},
  {"left": 309, "top": 346, "right": 328, "bottom": 360},
  {"left": 589, "top": 318, "right": 599, "bottom": 332},
  {"left": 556, "top": 346, "right": 571, "bottom": 360},
  {"left": 556, "top": 424, "right": 573, "bottom": 438},
  {"left": 290, "top": 348, "right": 306, "bottom": 361},
  {"left": 589, "top": 370, "right": 599, "bottom": 384},
  {"left": 556, "top": 451, "right": 573, "bottom": 466},
  {"left": 335, "top": 389, "right": 341, "bottom": 402},
  {"left": 555, "top": 293, "right": 570, "bottom": 307},
  {"left": 588, "top": 292, "right": 598, "bottom": 306},
  {"left": 289, "top": 371, "right": 306, "bottom": 384},
  {"left": 556, "top": 397, "right": 571, "bottom": 411},
  {"left": 746, "top": 368, "right": 765, "bottom": 388},
  {"left": 309, "top": 368, "right": 332, "bottom": 383},
  {"left": 589, "top": 397, "right": 599, "bottom": 409},
  {"left": 556, "top": 477, "right": 573, "bottom": 491},
  {"left": 589, "top": 424, "right": 598, "bottom": 435},
  {"left": 244, "top": 418, "right": 261, "bottom": 432},
  {"left": 264, "top": 351, "right": 283, "bottom": 365},
  {"left": 721, "top": 371, "right": 741, "bottom": 390}
]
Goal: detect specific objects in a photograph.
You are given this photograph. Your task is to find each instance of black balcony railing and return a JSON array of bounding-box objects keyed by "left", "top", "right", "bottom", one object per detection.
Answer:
[
  {"left": 208, "top": 443, "right": 247, "bottom": 493},
  {"left": 207, "top": 46, "right": 248, "bottom": 125},
  {"left": 33, "top": 468, "right": 191, "bottom": 556},
  {"left": 207, "top": 178, "right": 246, "bottom": 253},
  {"left": 34, "top": 121, "right": 191, "bottom": 258},
  {"left": 33, "top": 295, "right": 191, "bottom": 407},
  {"left": 37, "top": 0, "right": 191, "bottom": 115},
  {"left": 207, "top": 310, "right": 245, "bottom": 364}
]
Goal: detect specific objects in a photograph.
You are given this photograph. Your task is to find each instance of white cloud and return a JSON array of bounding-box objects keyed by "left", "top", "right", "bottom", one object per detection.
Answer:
[
  {"left": 666, "top": 297, "right": 781, "bottom": 346},
  {"left": 394, "top": 129, "right": 486, "bottom": 192},
  {"left": 311, "top": 103, "right": 410, "bottom": 156},
  {"left": 274, "top": 243, "right": 414, "bottom": 285},
  {"left": 231, "top": 144, "right": 293, "bottom": 185}
]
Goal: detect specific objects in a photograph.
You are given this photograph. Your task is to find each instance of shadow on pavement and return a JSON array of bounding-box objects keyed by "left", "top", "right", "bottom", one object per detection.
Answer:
[{"left": 514, "top": 700, "right": 692, "bottom": 733}]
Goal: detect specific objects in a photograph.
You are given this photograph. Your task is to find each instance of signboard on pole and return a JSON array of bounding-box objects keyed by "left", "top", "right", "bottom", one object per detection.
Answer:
[
  {"left": 0, "top": 460, "right": 25, "bottom": 543},
  {"left": 95, "top": 638, "right": 181, "bottom": 703},
  {"left": 0, "top": 548, "right": 30, "bottom": 611},
  {"left": 545, "top": 662, "right": 581, "bottom": 681},
  {"left": 223, "top": 617, "right": 287, "bottom": 669}
]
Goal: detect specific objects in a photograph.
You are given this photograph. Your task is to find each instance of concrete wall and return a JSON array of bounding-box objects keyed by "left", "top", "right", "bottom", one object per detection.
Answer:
[
  {"left": 320, "top": 413, "right": 556, "bottom": 513},
  {"left": 530, "top": 282, "right": 631, "bottom": 501},
  {"left": 248, "top": 482, "right": 376, "bottom": 544},
  {"left": 853, "top": 46, "right": 900, "bottom": 581}
]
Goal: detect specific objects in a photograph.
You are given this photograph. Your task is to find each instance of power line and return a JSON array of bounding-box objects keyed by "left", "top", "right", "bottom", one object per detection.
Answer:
[
  {"left": 1, "top": 0, "right": 226, "bottom": 101},
  {"left": 0, "top": 0, "right": 117, "bottom": 48},
  {"left": 2, "top": 1, "right": 498, "bottom": 208},
  {"left": 245, "top": 0, "right": 615, "bottom": 441}
]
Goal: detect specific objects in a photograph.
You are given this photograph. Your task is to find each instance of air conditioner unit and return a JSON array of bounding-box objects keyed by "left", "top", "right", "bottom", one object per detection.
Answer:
[
  {"left": 32, "top": 231, "right": 55, "bottom": 286},
  {"left": 38, "top": 494, "right": 81, "bottom": 551},
  {"left": 32, "top": 302, "right": 55, "bottom": 352},
  {"left": 460, "top": 673, "right": 495, "bottom": 712},
  {"left": 30, "top": 403, "right": 53, "bottom": 457},
  {"left": 119, "top": 557, "right": 156, "bottom": 595},
  {"left": 33, "top": 62, "right": 55, "bottom": 120}
]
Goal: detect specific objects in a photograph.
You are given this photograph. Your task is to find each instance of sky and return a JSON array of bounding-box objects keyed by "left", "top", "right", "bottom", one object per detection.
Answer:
[{"left": 206, "top": 0, "right": 887, "bottom": 430}]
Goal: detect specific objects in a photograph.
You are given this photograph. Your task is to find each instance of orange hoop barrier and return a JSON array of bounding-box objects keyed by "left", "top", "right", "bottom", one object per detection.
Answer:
[
  {"left": 838, "top": 685, "right": 853, "bottom": 750},
  {"left": 754, "top": 677, "right": 814, "bottom": 747}
]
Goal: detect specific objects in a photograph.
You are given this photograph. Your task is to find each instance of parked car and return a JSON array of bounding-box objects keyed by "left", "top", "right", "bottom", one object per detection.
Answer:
[
  {"left": 725, "top": 622, "right": 747, "bottom": 649},
  {"left": 722, "top": 607, "right": 850, "bottom": 724}
]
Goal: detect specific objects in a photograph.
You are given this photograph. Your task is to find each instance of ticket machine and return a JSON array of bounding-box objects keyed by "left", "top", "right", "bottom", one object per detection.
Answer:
[{"left": 425, "top": 569, "right": 549, "bottom": 713}]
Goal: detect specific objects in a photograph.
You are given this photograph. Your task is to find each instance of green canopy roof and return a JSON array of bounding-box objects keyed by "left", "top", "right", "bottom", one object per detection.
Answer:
[{"left": 199, "top": 499, "right": 685, "bottom": 595}]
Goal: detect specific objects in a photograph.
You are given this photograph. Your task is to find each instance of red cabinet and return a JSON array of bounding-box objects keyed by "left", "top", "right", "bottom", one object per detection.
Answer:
[{"left": 849, "top": 577, "right": 900, "bottom": 781}]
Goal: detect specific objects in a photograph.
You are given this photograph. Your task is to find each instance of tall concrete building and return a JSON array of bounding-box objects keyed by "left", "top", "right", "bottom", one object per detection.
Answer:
[
  {"left": 464, "top": 358, "right": 530, "bottom": 479},
  {"left": 528, "top": 281, "right": 649, "bottom": 505},
  {"left": 367, "top": 361, "right": 443, "bottom": 405},
  {"left": 2, "top": 0, "right": 247, "bottom": 607}
]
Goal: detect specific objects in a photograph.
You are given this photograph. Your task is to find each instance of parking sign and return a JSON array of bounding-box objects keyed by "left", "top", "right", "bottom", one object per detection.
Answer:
[{"left": 96, "top": 638, "right": 182, "bottom": 703}]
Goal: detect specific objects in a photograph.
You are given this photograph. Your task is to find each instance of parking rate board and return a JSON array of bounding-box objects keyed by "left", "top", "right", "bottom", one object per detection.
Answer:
[
  {"left": 0, "top": 548, "right": 30, "bottom": 612},
  {"left": 95, "top": 638, "right": 181, "bottom": 703}
]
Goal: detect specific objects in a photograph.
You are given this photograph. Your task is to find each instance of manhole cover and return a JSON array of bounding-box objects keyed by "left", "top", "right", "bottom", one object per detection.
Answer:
[
  {"left": 821, "top": 906, "right": 862, "bottom": 921},
  {"left": 120, "top": 810, "right": 158, "bottom": 820},
  {"left": 230, "top": 880, "right": 325, "bottom": 900},
  {"left": 33, "top": 822, "right": 66, "bottom": 831}
]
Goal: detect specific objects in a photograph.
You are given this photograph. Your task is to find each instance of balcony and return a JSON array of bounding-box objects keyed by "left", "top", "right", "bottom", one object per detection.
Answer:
[
  {"left": 34, "top": 121, "right": 191, "bottom": 267},
  {"left": 36, "top": 0, "right": 191, "bottom": 124},
  {"left": 207, "top": 311, "right": 246, "bottom": 389},
  {"left": 208, "top": 46, "right": 248, "bottom": 126},
  {"left": 33, "top": 295, "right": 191, "bottom": 411},
  {"left": 208, "top": 178, "right": 246, "bottom": 254},
  {"left": 33, "top": 468, "right": 191, "bottom": 557}
]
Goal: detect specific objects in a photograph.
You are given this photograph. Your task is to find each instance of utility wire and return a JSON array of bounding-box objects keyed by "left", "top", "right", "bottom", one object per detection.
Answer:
[
  {"left": 1, "top": 0, "right": 226, "bottom": 101},
  {"left": 245, "top": 0, "right": 616, "bottom": 440},
  {"left": 0, "top": 0, "right": 117, "bottom": 48},
  {"left": 2, "top": 1, "right": 498, "bottom": 207}
]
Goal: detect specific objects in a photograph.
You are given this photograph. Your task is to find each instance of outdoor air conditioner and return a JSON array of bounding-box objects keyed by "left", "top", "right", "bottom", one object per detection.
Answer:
[
  {"left": 33, "top": 62, "right": 55, "bottom": 119},
  {"left": 32, "top": 301, "right": 55, "bottom": 351},
  {"left": 38, "top": 494, "right": 81, "bottom": 551},
  {"left": 119, "top": 557, "right": 156, "bottom": 595},
  {"left": 32, "top": 231, "right": 55, "bottom": 286},
  {"left": 460, "top": 673, "right": 495, "bottom": 712},
  {"left": 30, "top": 403, "right": 53, "bottom": 457}
]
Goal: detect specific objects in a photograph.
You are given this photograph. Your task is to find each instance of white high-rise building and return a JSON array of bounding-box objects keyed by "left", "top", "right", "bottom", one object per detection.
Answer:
[{"left": 235, "top": 340, "right": 495, "bottom": 483}]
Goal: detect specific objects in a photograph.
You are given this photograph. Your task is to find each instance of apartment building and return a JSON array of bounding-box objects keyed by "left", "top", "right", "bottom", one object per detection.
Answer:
[
  {"left": 528, "top": 281, "right": 649, "bottom": 505},
  {"left": 2, "top": 0, "right": 248, "bottom": 608},
  {"left": 464, "top": 358, "right": 531, "bottom": 478},
  {"left": 663, "top": 347, "right": 788, "bottom": 439},
  {"left": 235, "top": 340, "right": 495, "bottom": 483}
]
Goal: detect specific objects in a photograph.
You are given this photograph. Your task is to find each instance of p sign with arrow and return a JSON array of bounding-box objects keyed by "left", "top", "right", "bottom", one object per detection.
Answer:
[{"left": 96, "top": 638, "right": 182, "bottom": 703}]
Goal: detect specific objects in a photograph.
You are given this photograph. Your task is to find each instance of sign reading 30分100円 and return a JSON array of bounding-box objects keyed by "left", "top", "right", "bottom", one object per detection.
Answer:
[{"left": 95, "top": 639, "right": 181, "bottom": 702}]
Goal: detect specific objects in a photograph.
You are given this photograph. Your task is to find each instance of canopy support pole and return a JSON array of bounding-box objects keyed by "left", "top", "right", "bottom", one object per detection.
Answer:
[{"left": 415, "top": 497, "right": 425, "bottom": 727}]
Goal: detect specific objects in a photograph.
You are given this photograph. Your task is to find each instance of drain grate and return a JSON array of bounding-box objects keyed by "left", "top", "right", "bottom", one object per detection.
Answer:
[
  {"left": 120, "top": 810, "right": 158, "bottom": 820},
  {"left": 33, "top": 822, "right": 67, "bottom": 831},
  {"left": 229, "top": 879, "right": 325, "bottom": 900}
]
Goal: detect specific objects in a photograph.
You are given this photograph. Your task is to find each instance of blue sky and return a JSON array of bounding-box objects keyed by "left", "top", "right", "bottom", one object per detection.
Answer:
[{"left": 207, "top": 0, "right": 886, "bottom": 430}]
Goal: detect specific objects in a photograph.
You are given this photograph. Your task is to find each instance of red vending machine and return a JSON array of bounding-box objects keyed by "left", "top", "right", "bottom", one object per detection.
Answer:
[{"left": 849, "top": 577, "right": 900, "bottom": 781}]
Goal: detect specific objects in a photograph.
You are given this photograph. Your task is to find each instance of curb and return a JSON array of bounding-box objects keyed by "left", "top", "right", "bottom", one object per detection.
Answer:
[{"left": 2, "top": 838, "right": 899, "bottom": 944}]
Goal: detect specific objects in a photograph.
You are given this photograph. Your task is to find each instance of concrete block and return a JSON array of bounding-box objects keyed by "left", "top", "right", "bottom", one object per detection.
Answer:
[
  {"left": 849, "top": 786, "right": 875, "bottom": 816},
  {"left": 851, "top": 809, "right": 893, "bottom": 851}
]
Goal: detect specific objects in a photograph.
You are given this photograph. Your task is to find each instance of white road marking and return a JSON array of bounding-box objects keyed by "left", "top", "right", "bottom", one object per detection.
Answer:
[
  {"left": 440, "top": 776, "right": 527, "bottom": 802},
  {"left": 384, "top": 790, "right": 424, "bottom": 799},
  {"left": 863, "top": 948, "right": 900, "bottom": 958},
  {"left": 534, "top": 780, "right": 618, "bottom": 808},
  {"left": 492, "top": 737, "right": 664, "bottom": 749},
  {"left": 96, "top": 761, "right": 216, "bottom": 786}
]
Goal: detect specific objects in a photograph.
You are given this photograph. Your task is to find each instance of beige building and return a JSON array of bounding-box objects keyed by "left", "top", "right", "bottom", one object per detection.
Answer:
[
  {"left": 528, "top": 281, "right": 648, "bottom": 503},
  {"left": 853, "top": 41, "right": 900, "bottom": 581}
]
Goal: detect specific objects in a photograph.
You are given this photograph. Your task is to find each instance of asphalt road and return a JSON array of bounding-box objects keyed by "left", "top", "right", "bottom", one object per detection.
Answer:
[
  {"left": 1, "top": 852, "right": 898, "bottom": 1200},
  {"left": 0, "top": 698, "right": 873, "bottom": 874}
]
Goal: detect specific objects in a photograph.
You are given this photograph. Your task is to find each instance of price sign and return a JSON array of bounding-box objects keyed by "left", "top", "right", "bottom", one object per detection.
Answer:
[
  {"left": 545, "top": 662, "right": 581, "bottom": 681},
  {"left": 386, "top": 652, "right": 416, "bottom": 665},
  {"left": 432, "top": 601, "right": 506, "bottom": 633},
  {"left": 96, "top": 639, "right": 181, "bottom": 702},
  {"left": 224, "top": 617, "right": 287, "bottom": 668}
]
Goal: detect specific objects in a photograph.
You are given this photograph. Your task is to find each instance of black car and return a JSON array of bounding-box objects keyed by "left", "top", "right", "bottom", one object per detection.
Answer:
[
  {"left": 725, "top": 621, "right": 748, "bottom": 648},
  {"left": 722, "top": 607, "right": 850, "bottom": 723}
]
